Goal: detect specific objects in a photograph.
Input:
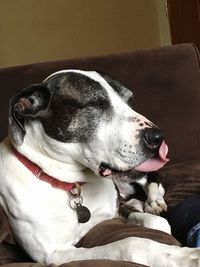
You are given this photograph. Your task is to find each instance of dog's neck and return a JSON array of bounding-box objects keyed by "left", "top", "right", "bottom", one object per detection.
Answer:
[
  {"left": 10, "top": 121, "right": 95, "bottom": 183},
  {"left": 12, "top": 145, "right": 85, "bottom": 191}
]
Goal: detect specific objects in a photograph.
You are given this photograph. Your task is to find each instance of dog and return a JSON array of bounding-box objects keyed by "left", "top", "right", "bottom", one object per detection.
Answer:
[{"left": 0, "top": 70, "right": 199, "bottom": 267}]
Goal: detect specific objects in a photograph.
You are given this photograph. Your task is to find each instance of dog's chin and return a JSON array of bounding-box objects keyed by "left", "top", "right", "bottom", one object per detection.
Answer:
[{"left": 98, "top": 162, "right": 141, "bottom": 178}]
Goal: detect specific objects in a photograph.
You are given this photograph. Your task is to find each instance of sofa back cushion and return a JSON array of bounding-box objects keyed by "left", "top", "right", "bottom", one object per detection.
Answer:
[{"left": 1, "top": 43, "right": 200, "bottom": 164}]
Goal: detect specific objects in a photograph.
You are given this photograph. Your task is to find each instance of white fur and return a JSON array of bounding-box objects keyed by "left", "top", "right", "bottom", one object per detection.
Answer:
[
  {"left": 128, "top": 212, "right": 171, "bottom": 234},
  {"left": 125, "top": 176, "right": 167, "bottom": 215},
  {"left": 0, "top": 70, "right": 200, "bottom": 266},
  {"left": 144, "top": 183, "right": 167, "bottom": 214},
  {"left": 0, "top": 139, "right": 117, "bottom": 263}
]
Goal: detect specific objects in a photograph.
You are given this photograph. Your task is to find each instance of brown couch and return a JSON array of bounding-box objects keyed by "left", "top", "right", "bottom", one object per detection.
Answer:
[{"left": 0, "top": 43, "right": 200, "bottom": 267}]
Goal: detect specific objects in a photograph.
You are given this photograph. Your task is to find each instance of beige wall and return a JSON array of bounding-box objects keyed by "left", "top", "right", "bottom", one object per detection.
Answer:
[{"left": 0, "top": 0, "right": 171, "bottom": 68}]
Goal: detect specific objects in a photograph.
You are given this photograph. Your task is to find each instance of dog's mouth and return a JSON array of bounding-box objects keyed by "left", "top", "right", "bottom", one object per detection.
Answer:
[{"left": 98, "top": 141, "right": 169, "bottom": 177}]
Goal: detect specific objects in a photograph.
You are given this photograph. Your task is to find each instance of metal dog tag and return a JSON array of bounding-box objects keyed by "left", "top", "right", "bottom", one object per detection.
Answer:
[
  {"left": 75, "top": 203, "right": 91, "bottom": 224},
  {"left": 69, "top": 183, "right": 91, "bottom": 224}
]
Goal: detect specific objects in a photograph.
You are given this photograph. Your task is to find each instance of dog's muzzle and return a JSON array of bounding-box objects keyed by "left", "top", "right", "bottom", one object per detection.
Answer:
[{"left": 98, "top": 127, "right": 169, "bottom": 176}]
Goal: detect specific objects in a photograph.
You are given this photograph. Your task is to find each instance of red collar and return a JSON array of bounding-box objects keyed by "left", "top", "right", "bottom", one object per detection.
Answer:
[{"left": 12, "top": 146, "right": 82, "bottom": 192}]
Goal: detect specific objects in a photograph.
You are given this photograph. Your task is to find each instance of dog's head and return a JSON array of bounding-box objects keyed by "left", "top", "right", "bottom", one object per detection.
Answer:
[{"left": 9, "top": 70, "right": 169, "bottom": 176}]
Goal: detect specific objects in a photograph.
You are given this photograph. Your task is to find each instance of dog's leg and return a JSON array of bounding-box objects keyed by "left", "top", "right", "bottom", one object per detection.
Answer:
[
  {"left": 128, "top": 211, "right": 171, "bottom": 234},
  {"left": 137, "top": 173, "right": 167, "bottom": 215},
  {"left": 46, "top": 237, "right": 200, "bottom": 267}
]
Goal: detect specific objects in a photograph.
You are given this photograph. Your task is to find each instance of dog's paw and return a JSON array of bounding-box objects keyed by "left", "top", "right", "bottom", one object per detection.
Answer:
[{"left": 144, "top": 197, "right": 167, "bottom": 215}]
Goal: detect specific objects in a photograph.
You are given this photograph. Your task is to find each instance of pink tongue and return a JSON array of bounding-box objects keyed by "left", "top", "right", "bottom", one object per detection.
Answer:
[
  {"left": 135, "top": 141, "right": 169, "bottom": 172},
  {"left": 99, "top": 167, "right": 112, "bottom": 177}
]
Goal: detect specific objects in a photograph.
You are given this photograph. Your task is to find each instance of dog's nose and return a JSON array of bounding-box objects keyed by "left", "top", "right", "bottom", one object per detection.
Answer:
[{"left": 143, "top": 128, "right": 165, "bottom": 150}]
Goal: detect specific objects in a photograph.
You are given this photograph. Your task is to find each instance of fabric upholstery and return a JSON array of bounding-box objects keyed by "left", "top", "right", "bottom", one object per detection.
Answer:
[{"left": 161, "top": 161, "right": 200, "bottom": 210}]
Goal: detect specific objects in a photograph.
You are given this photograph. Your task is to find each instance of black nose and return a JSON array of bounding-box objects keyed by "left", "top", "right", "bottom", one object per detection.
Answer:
[{"left": 143, "top": 128, "right": 165, "bottom": 150}]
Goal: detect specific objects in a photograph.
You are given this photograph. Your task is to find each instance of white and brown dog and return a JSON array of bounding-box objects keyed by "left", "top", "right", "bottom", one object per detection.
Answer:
[{"left": 0, "top": 70, "right": 199, "bottom": 266}]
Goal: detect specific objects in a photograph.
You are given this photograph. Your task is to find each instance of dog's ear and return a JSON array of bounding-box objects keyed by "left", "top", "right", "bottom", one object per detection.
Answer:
[{"left": 9, "top": 83, "right": 50, "bottom": 145}]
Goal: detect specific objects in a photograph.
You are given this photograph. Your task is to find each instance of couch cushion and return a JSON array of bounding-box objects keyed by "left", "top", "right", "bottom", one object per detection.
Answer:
[
  {"left": 160, "top": 160, "right": 200, "bottom": 245},
  {"left": 160, "top": 160, "right": 200, "bottom": 210}
]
